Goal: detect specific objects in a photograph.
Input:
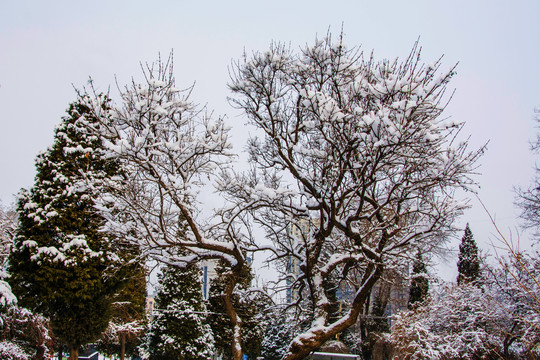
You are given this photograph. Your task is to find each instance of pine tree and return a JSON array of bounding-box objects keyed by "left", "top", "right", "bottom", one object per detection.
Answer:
[
  {"left": 457, "top": 223, "right": 481, "bottom": 285},
  {"left": 144, "top": 262, "right": 214, "bottom": 360},
  {"left": 7, "top": 98, "right": 125, "bottom": 360},
  {"left": 408, "top": 250, "right": 429, "bottom": 308}
]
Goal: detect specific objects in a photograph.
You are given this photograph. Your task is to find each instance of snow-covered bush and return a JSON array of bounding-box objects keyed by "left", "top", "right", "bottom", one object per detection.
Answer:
[
  {"left": 390, "top": 252, "right": 540, "bottom": 359},
  {"left": 391, "top": 284, "right": 509, "bottom": 359},
  {"left": 0, "top": 306, "right": 53, "bottom": 360},
  {"left": 0, "top": 341, "right": 30, "bottom": 360}
]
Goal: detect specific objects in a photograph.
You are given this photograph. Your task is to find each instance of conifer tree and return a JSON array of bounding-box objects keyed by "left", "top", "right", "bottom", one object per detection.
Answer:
[
  {"left": 144, "top": 262, "right": 214, "bottom": 360},
  {"left": 457, "top": 223, "right": 481, "bottom": 285},
  {"left": 261, "top": 310, "right": 297, "bottom": 360},
  {"left": 7, "top": 98, "right": 125, "bottom": 360},
  {"left": 408, "top": 250, "right": 429, "bottom": 308}
]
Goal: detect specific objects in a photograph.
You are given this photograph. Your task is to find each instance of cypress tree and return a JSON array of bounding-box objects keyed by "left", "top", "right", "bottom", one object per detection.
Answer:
[
  {"left": 7, "top": 98, "right": 124, "bottom": 360},
  {"left": 144, "top": 262, "right": 214, "bottom": 360},
  {"left": 457, "top": 223, "right": 481, "bottom": 285},
  {"left": 408, "top": 250, "right": 429, "bottom": 308}
]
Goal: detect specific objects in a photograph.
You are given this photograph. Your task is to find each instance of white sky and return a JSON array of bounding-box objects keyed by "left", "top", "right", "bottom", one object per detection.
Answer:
[{"left": 1, "top": 1, "right": 539, "bottom": 281}]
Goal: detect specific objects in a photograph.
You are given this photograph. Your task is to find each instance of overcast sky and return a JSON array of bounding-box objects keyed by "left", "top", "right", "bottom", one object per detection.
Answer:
[{"left": 1, "top": 1, "right": 539, "bottom": 279}]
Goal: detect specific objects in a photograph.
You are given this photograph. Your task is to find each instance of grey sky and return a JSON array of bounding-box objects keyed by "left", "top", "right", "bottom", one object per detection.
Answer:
[{"left": 1, "top": 1, "right": 539, "bottom": 279}]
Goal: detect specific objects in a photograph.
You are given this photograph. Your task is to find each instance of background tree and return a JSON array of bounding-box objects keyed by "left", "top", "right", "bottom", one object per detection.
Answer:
[
  {"left": 359, "top": 277, "right": 391, "bottom": 360},
  {"left": 98, "top": 259, "right": 147, "bottom": 360},
  {"left": 516, "top": 106, "right": 540, "bottom": 237},
  {"left": 7, "top": 99, "right": 125, "bottom": 360},
  {"left": 0, "top": 202, "right": 16, "bottom": 267},
  {"left": 408, "top": 251, "right": 429, "bottom": 308},
  {"left": 456, "top": 223, "right": 481, "bottom": 285},
  {"left": 143, "top": 262, "right": 214, "bottom": 360},
  {"left": 225, "top": 33, "right": 483, "bottom": 359},
  {"left": 208, "top": 260, "right": 269, "bottom": 360}
]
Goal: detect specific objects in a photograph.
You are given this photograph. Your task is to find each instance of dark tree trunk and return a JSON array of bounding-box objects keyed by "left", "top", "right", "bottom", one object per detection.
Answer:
[
  {"left": 120, "top": 332, "right": 126, "bottom": 360},
  {"left": 69, "top": 346, "right": 78, "bottom": 360}
]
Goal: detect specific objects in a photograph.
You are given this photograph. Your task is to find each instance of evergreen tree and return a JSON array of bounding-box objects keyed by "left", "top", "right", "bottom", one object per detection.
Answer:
[
  {"left": 207, "top": 260, "right": 268, "bottom": 360},
  {"left": 261, "top": 310, "right": 296, "bottom": 360},
  {"left": 7, "top": 98, "right": 125, "bottom": 360},
  {"left": 408, "top": 251, "right": 429, "bottom": 308},
  {"left": 457, "top": 223, "right": 481, "bottom": 285},
  {"left": 144, "top": 262, "right": 214, "bottom": 360}
]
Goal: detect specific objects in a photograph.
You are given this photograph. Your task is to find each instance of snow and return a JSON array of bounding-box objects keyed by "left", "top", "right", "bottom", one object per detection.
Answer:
[{"left": 0, "top": 280, "right": 17, "bottom": 307}]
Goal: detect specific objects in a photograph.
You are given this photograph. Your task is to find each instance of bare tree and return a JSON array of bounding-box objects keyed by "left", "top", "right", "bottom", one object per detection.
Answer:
[
  {"left": 0, "top": 201, "right": 16, "bottom": 267},
  {"left": 516, "top": 107, "right": 540, "bottom": 238},
  {"left": 79, "top": 55, "right": 250, "bottom": 360},
  {"left": 80, "top": 32, "right": 482, "bottom": 359},
  {"left": 225, "top": 33, "right": 483, "bottom": 359}
]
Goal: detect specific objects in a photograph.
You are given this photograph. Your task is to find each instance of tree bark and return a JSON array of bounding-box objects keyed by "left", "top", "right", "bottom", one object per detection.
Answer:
[
  {"left": 120, "top": 332, "right": 126, "bottom": 360},
  {"left": 34, "top": 347, "right": 45, "bottom": 360}
]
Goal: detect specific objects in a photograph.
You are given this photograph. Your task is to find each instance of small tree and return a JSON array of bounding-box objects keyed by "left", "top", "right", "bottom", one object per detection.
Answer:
[
  {"left": 261, "top": 308, "right": 298, "bottom": 360},
  {"left": 456, "top": 223, "right": 481, "bottom": 285},
  {"left": 516, "top": 106, "right": 540, "bottom": 238},
  {"left": 408, "top": 251, "right": 429, "bottom": 308},
  {"left": 98, "top": 259, "right": 147, "bottom": 360},
  {"left": 208, "top": 261, "right": 268, "bottom": 360},
  {"left": 144, "top": 262, "right": 214, "bottom": 360}
]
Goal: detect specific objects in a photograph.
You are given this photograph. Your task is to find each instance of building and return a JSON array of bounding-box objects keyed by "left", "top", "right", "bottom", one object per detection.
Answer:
[
  {"left": 145, "top": 291, "right": 156, "bottom": 317},
  {"left": 200, "top": 259, "right": 218, "bottom": 300},
  {"left": 285, "top": 217, "right": 319, "bottom": 304}
]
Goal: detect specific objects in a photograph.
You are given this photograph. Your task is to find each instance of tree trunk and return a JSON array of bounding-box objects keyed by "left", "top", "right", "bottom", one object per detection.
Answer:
[
  {"left": 283, "top": 264, "right": 384, "bottom": 360},
  {"left": 120, "top": 332, "right": 126, "bottom": 360},
  {"left": 69, "top": 346, "right": 78, "bottom": 360},
  {"left": 33, "top": 346, "right": 45, "bottom": 360},
  {"left": 223, "top": 265, "right": 243, "bottom": 360}
]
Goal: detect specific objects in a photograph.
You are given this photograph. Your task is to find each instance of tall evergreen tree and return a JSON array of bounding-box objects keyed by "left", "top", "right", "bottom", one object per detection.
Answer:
[
  {"left": 7, "top": 98, "right": 125, "bottom": 360},
  {"left": 457, "top": 223, "right": 481, "bottom": 285},
  {"left": 144, "top": 262, "right": 214, "bottom": 360},
  {"left": 408, "top": 250, "right": 429, "bottom": 308}
]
